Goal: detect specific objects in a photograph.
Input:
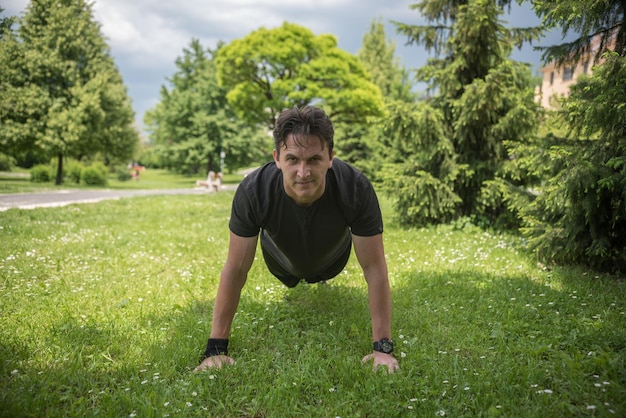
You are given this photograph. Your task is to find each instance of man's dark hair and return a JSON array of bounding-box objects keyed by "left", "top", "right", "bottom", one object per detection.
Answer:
[{"left": 273, "top": 106, "right": 334, "bottom": 157}]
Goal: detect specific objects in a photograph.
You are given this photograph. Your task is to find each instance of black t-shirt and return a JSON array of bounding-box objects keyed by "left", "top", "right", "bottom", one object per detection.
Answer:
[{"left": 229, "top": 158, "right": 383, "bottom": 278}]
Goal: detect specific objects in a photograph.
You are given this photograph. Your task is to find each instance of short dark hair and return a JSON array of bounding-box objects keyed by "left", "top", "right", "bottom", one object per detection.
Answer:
[{"left": 273, "top": 106, "right": 334, "bottom": 157}]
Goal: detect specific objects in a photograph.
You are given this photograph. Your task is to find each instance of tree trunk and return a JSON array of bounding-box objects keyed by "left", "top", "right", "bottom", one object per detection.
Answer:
[{"left": 55, "top": 153, "right": 63, "bottom": 185}]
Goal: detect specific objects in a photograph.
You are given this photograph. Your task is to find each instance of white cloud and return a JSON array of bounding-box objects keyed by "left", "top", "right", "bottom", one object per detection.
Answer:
[
  {"left": 90, "top": 0, "right": 417, "bottom": 70},
  {"left": 93, "top": 1, "right": 193, "bottom": 67}
]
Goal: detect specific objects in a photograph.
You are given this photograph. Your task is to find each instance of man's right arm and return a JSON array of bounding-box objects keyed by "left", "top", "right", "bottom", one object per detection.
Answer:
[{"left": 194, "top": 232, "right": 258, "bottom": 371}]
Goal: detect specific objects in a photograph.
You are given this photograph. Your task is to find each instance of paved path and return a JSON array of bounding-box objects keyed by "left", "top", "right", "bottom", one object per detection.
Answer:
[{"left": 0, "top": 185, "right": 237, "bottom": 211}]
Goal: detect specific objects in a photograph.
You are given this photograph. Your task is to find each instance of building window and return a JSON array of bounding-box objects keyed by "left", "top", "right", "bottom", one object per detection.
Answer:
[
  {"left": 549, "top": 72, "right": 554, "bottom": 85},
  {"left": 583, "top": 60, "right": 589, "bottom": 74},
  {"left": 563, "top": 66, "right": 574, "bottom": 81}
]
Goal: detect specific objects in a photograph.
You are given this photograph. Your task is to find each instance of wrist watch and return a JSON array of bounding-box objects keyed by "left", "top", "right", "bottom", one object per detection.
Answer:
[{"left": 373, "top": 338, "right": 394, "bottom": 354}]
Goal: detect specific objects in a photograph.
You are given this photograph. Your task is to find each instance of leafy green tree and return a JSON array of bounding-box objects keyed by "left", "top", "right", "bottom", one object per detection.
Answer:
[
  {"left": 0, "top": 0, "right": 138, "bottom": 184},
  {"left": 520, "top": 0, "right": 626, "bottom": 272},
  {"left": 382, "top": 0, "right": 543, "bottom": 227},
  {"left": 0, "top": 7, "right": 15, "bottom": 155},
  {"left": 215, "top": 22, "right": 384, "bottom": 129},
  {"left": 0, "top": 7, "right": 48, "bottom": 167},
  {"left": 145, "top": 39, "right": 269, "bottom": 175}
]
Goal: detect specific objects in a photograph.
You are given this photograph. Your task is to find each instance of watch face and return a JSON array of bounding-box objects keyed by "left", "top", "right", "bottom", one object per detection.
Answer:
[{"left": 375, "top": 339, "right": 393, "bottom": 354}]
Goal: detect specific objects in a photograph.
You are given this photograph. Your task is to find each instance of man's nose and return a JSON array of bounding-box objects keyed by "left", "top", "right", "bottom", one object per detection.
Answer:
[{"left": 297, "top": 162, "right": 310, "bottom": 178}]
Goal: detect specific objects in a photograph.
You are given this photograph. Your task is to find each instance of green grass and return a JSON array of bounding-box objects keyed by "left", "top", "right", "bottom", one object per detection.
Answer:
[
  {"left": 1, "top": 191, "right": 624, "bottom": 417},
  {"left": 0, "top": 169, "right": 243, "bottom": 194}
]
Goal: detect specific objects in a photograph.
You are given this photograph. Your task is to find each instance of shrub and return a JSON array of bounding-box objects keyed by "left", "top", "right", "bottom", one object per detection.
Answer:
[
  {"left": 81, "top": 163, "right": 108, "bottom": 186},
  {"left": 65, "top": 161, "right": 83, "bottom": 184},
  {"left": 30, "top": 165, "right": 53, "bottom": 183},
  {"left": 117, "top": 168, "right": 132, "bottom": 182},
  {"left": 0, "top": 153, "right": 15, "bottom": 171}
]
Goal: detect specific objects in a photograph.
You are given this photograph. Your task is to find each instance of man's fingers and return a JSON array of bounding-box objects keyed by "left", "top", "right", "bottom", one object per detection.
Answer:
[
  {"left": 385, "top": 362, "right": 400, "bottom": 374},
  {"left": 362, "top": 352, "right": 400, "bottom": 374},
  {"left": 372, "top": 362, "right": 397, "bottom": 374}
]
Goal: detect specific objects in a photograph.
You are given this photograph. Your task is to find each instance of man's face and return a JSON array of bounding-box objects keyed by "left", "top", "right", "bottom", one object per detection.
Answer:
[{"left": 273, "top": 133, "right": 334, "bottom": 206}]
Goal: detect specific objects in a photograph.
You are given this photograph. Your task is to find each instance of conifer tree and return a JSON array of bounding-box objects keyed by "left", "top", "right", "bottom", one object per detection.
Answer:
[
  {"left": 336, "top": 18, "right": 417, "bottom": 179},
  {"left": 382, "top": 0, "right": 542, "bottom": 227},
  {"left": 521, "top": 0, "right": 626, "bottom": 272},
  {"left": 532, "top": 0, "right": 626, "bottom": 66}
]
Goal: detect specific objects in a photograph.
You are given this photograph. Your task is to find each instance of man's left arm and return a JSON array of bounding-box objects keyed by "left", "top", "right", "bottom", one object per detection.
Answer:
[{"left": 352, "top": 233, "right": 400, "bottom": 373}]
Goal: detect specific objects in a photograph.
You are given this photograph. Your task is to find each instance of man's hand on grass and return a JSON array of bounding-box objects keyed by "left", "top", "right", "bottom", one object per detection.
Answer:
[
  {"left": 361, "top": 351, "right": 400, "bottom": 374},
  {"left": 194, "top": 355, "right": 235, "bottom": 372},
  {"left": 194, "top": 352, "right": 399, "bottom": 373}
]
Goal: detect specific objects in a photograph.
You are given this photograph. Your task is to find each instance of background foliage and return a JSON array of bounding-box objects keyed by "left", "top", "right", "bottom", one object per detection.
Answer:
[
  {"left": 520, "top": 0, "right": 626, "bottom": 272},
  {"left": 521, "top": 53, "right": 626, "bottom": 271},
  {"left": 384, "top": 0, "right": 543, "bottom": 229},
  {"left": 143, "top": 40, "right": 270, "bottom": 175},
  {"left": 2, "top": 0, "right": 625, "bottom": 273},
  {"left": 215, "top": 22, "right": 384, "bottom": 129}
]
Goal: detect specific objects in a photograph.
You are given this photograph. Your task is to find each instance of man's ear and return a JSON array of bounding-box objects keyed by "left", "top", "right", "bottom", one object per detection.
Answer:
[
  {"left": 329, "top": 149, "right": 335, "bottom": 168},
  {"left": 273, "top": 149, "right": 280, "bottom": 168}
]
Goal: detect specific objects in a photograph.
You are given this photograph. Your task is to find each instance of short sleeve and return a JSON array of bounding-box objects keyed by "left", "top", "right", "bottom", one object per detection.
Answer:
[
  {"left": 229, "top": 181, "right": 261, "bottom": 237},
  {"left": 349, "top": 176, "right": 383, "bottom": 237}
]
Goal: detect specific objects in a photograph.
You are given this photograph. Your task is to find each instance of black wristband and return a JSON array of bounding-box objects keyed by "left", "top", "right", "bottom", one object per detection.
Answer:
[{"left": 204, "top": 338, "right": 229, "bottom": 358}]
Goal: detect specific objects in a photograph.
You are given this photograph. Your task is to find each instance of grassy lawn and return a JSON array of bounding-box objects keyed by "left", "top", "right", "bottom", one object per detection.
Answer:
[
  {"left": 1, "top": 191, "right": 624, "bottom": 417},
  {"left": 0, "top": 169, "right": 243, "bottom": 194}
]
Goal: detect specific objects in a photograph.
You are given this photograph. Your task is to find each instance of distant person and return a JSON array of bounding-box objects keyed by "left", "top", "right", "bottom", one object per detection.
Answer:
[
  {"left": 131, "top": 162, "right": 143, "bottom": 181},
  {"left": 212, "top": 172, "right": 223, "bottom": 192},
  {"left": 196, "top": 171, "right": 215, "bottom": 189},
  {"left": 195, "top": 106, "right": 399, "bottom": 374}
]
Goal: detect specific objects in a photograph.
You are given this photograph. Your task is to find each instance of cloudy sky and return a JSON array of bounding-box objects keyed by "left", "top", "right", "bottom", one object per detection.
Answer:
[{"left": 3, "top": 0, "right": 566, "bottom": 136}]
